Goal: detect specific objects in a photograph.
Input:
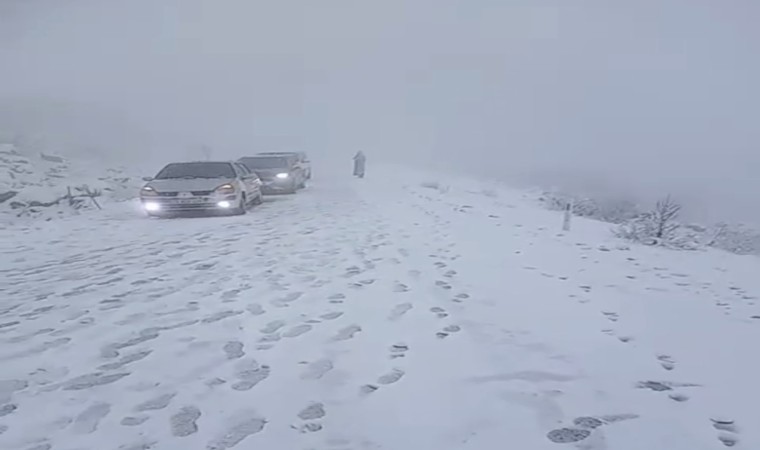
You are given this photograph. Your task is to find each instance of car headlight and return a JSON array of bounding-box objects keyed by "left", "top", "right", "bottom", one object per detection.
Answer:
[
  {"left": 144, "top": 202, "right": 161, "bottom": 212},
  {"left": 275, "top": 173, "right": 289, "bottom": 179},
  {"left": 215, "top": 183, "right": 236, "bottom": 195},
  {"left": 141, "top": 186, "right": 158, "bottom": 197}
]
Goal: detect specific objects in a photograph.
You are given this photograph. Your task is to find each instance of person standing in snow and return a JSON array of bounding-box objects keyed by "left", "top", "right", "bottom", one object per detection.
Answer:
[{"left": 353, "top": 151, "right": 366, "bottom": 178}]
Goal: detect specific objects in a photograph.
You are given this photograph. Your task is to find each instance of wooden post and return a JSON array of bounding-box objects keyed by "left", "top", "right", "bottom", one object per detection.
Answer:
[{"left": 562, "top": 201, "right": 573, "bottom": 231}]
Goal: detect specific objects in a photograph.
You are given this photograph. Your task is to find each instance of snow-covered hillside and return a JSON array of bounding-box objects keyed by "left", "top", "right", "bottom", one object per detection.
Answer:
[
  {"left": 1, "top": 164, "right": 758, "bottom": 450},
  {"left": 0, "top": 142, "right": 142, "bottom": 222}
]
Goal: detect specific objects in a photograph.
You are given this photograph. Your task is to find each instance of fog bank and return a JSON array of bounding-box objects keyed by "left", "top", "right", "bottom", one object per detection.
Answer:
[{"left": 1, "top": 0, "right": 758, "bottom": 223}]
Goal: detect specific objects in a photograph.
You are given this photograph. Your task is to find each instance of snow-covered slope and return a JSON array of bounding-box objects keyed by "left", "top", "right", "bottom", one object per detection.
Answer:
[
  {"left": 0, "top": 142, "right": 142, "bottom": 222},
  {"left": 1, "top": 164, "right": 758, "bottom": 450}
]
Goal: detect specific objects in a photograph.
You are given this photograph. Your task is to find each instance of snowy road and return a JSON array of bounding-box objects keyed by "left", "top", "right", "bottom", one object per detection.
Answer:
[{"left": 2, "top": 167, "right": 760, "bottom": 450}]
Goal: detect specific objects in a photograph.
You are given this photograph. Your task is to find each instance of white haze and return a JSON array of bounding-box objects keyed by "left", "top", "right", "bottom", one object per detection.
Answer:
[{"left": 1, "top": 0, "right": 759, "bottom": 224}]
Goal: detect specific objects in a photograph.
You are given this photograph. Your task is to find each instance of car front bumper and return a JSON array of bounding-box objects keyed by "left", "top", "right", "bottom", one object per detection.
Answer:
[
  {"left": 260, "top": 178, "right": 295, "bottom": 193},
  {"left": 141, "top": 194, "right": 239, "bottom": 214}
]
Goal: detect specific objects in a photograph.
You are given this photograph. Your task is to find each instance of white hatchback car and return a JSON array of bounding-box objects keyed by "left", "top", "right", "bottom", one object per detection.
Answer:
[{"left": 140, "top": 161, "right": 263, "bottom": 217}]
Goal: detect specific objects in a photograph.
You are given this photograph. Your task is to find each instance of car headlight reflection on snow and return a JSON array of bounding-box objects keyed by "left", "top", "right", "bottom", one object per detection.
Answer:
[
  {"left": 217, "top": 201, "right": 231, "bottom": 208},
  {"left": 275, "top": 172, "right": 289, "bottom": 179},
  {"left": 144, "top": 202, "right": 161, "bottom": 212}
]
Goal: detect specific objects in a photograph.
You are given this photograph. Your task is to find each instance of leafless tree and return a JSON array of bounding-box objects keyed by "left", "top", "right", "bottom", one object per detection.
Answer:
[
  {"left": 652, "top": 195, "right": 681, "bottom": 239},
  {"left": 614, "top": 195, "right": 682, "bottom": 245}
]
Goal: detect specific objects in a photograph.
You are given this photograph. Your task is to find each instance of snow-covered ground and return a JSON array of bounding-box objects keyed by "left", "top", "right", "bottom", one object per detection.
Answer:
[
  {"left": 0, "top": 142, "right": 143, "bottom": 223},
  {"left": 1, "top": 164, "right": 759, "bottom": 450}
]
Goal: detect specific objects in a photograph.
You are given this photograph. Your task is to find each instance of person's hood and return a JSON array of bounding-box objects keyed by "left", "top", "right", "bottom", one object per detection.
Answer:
[{"left": 145, "top": 177, "right": 234, "bottom": 193}]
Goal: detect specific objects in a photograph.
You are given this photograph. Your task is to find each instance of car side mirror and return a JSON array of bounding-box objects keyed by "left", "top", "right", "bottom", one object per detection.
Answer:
[{"left": 142, "top": 176, "right": 153, "bottom": 182}]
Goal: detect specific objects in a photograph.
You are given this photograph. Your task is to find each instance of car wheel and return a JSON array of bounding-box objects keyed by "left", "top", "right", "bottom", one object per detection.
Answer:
[
  {"left": 252, "top": 192, "right": 264, "bottom": 206},
  {"left": 231, "top": 195, "right": 247, "bottom": 215}
]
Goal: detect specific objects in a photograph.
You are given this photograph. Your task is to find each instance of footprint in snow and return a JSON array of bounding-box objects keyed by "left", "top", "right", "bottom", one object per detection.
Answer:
[
  {"left": 435, "top": 280, "right": 452, "bottom": 290},
  {"left": 328, "top": 293, "right": 346, "bottom": 304},
  {"left": 320, "top": 312, "right": 344, "bottom": 321},
  {"left": 202, "top": 310, "right": 243, "bottom": 324},
  {"left": 657, "top": 354, "right": 675, "bottom": 371},
  {"left": 171, "top": 406, "right": 202, "bottom": 437},
  {"left": 350, "top": 279, "right": 376, "bottom": 289},
  {"left": 135, "top": 393, "right": 176, "bottom": 412},
  {"left": 546, "top": 428, "right": 591, "bottom": 443},
  {"left": 221, "top": 289, "right": 242, "bottom": 303},
  {"left": 712, "top": 418, "right": 740, "bottom": 447},
  {"left": 293, "top": 403, "right": 326, "bottom": 433},
  {"left": 377, "top": 369, "right": 405, "bottom": 385},
  {"left": 636, "top": 380, "right": 700, "bottom": 392},
  {"left": 546, "top": 414, "right": 639, "bottom": 444},
  {"left": 224, "top": 341, "right": 245, "bottom": 360},
  {"left": 301, "top": 359, "right": 334, "bottom": 380},
  {"left": 206, "top": 411, "right": 266, "bottom": 450},
  {"left": 436, "top": 325, "right": 461, "bottom": 339},
  {"left": 332, "top": 325, "right": 362, "bottom": 341},
  {"left": 26, "top": 443, "right": 53, "bottom": 450},
  {"left": 388, "top": 303, "right": 412, "bottom": 321},
  {"left": 344, "top": 266, "right": 362, "bottom": 277},
  {"left": 0, "top": 404, "right": 17, "bottom": 417},
  {"left": 298, "top": 402, "right": 326, "bottom": 420},
  {"left": 279, "top": 292, "right": 304, "bottom": 304},
  {"left": 72, "top": 402, "right": 111, "bottom": 434},
  {"left": 389, "top": 343, "right": 409, "bottom": 359},
  {"left": 259, "top": 333, "right": 281, "bottom": 343},
  {"left": 283, "top": 324, "right": 312, "bottom": 338},
  {"left": 430, "top": 307, "right": 448, "bottom": 318},
  {"left": 232, "top": 359, "right": 271, "bottom": 391},
  {"left": 63, "top": 372, "right": 130, "bottom": 390},
  {"left": 260, "top": 320, "right": 286, "bottom": 334},
  {"left": 452, "top": 293, "right": 470, "bottom": 303},
  {"left": 393, "top": 282, "right": 410, "bottom": 293},
  {"left": 121, "top": 415, "right": 149, "bottom": 426}
]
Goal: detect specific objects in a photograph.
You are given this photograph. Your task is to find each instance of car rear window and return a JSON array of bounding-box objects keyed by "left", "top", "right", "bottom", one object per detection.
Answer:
[{"left": 239, "top": 157, "right": 288, "bottom": 169}]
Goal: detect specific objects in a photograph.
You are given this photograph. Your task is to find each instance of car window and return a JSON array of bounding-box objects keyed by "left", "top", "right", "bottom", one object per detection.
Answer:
[
  {"left": 239, "top": 157, "right": 288, "bottom": 169},
  {"left": 234, "top": 163, "right": 250, "bottom": 176}
]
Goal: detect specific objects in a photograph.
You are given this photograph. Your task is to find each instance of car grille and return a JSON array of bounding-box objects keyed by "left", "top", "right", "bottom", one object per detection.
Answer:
[
  {"left": 191, "top": 190, "right": 213, "bottom": 196},
  {"left": 157, "top": 192, "right": 178, "bottom": 197},
  {"left": 147, "top": 198, "right": 219, "bottom": 211}
]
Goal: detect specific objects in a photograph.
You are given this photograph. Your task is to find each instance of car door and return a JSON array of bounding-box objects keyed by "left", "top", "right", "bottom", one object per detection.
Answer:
[
  {"left": 233, "top": 163, "right": 252, "bottom": 199},
  {"left": 235, "top": 163, "right": 260, "bottom": 198},
  {"left": 288, "top": 155, "right": 303, "bottom": 184}
]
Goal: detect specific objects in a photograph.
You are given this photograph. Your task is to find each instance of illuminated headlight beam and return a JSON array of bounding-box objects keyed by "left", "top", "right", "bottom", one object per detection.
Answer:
[{"left": 144, "top": 202, "right": 160, "bottom": 212}]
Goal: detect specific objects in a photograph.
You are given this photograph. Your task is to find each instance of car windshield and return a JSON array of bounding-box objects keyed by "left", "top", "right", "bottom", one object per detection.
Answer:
[
  {"left": 154, "top": 162, "right": 235, "bottom": 179},
  {"left": 240, "top": 157, "right": 288, "bottom": 169}
]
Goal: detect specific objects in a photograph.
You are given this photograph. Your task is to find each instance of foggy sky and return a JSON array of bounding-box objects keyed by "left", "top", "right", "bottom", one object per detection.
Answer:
[{"left": 1, "top": 0, "right": 759, "bottom": 223}]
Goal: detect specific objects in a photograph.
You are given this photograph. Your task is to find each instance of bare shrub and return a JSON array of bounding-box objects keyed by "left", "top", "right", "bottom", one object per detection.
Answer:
[
  {"left": 540, "top": 191, "right": 640, "bottom": 224},
  {"left": 615, "top": 195, "right": 683, "bottom": 246}
]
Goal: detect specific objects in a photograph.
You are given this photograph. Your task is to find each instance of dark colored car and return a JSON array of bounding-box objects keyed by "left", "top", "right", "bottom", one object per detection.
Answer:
[
  {"left": 257, "top": 151, "right": 311, "bottom": 179},
  {"left": 238, "top": 155, "right": 306, "bottom": 194}
]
